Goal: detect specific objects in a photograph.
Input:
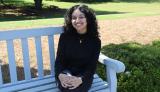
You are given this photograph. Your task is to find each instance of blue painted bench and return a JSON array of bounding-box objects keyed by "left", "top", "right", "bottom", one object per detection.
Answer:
[{"left": 0, "top": 26, "right": 125, "bottom": 92}]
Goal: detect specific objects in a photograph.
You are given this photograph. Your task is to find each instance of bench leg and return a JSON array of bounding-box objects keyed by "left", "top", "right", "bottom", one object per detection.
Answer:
[{"left": 106, "top": 67, "right": 117, "bottom": 92}]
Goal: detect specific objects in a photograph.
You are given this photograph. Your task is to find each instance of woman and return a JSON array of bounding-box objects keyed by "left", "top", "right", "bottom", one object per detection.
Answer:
[{"left": 55, "top": 4, "right": 101, "bottom": 92}]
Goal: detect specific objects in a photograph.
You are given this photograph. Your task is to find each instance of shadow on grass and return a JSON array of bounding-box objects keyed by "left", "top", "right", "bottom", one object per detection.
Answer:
[
  {"left": 0, "top": 0, "right": 66, "bottom": 21},
  {"left": 95, "top": 10, "right": 127, "bottom": 15},
  {"left": 0, "top": 5, "right": 127, "bottom": 22},
  {"left": 0, "top": 1, "right": 128, "bottom": 22},
  {"left": 0, "top": 62, "right": 51, "bottom": 84},
  {"left": 0, "top": 4, "right": 67, "bottom": 22}
]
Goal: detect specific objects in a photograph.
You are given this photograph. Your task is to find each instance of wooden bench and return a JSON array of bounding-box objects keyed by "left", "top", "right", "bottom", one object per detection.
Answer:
[{"left": 0, "top": 26, "right": 125, "bottom": 92}]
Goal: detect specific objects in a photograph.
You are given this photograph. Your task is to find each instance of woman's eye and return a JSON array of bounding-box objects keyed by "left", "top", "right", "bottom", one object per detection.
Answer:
[
  {"left": 72, "top": 17, "right": 77, "bottom": 20},
  {"left": 72, "top": 16, "right": 85, "bottom": 20},
  {"left": 79, "top": 16, "right": 85, "bottom": 19}
]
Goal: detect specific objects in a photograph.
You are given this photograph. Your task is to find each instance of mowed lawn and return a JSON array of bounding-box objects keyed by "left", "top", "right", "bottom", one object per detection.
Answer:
[{"left": 0, "top": 0, "right": 160, "bottom": 30}]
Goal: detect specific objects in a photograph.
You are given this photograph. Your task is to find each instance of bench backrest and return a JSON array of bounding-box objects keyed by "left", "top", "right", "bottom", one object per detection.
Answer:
[{"left": 0, "top": 27, "right": 63, "bottom": 86}]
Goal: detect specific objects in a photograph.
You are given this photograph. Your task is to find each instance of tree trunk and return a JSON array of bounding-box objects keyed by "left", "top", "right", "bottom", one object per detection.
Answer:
[
  {"left": 0, "top": 0, "right": 5, "bottom": 5},
  {"left": 1, "top": 0, "right": 8, "bottom": 6},
  {"left": 34, "top": 0, "right": 43, "bottom": 10}
]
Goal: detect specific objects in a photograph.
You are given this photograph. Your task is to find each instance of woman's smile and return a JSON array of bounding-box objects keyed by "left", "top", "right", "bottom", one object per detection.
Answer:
[{"left": 72, "top": 9, "right": 87, "bottom": 34}]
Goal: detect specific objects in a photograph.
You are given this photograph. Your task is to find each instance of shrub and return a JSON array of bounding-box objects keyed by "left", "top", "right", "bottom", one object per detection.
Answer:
[{"left": 97, "top": 40, "right": 160, "bottom": 92}]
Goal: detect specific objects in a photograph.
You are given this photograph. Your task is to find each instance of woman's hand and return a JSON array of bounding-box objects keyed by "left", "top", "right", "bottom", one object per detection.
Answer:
[
  {"left": 68, "top": 76, "right": 83, "bottom": 89},
  {"left": 58, "top": 73, "right": 72, "bottom": 88},
  {"left": 58, "top": 74, "right": 83, "bottom": 89}
]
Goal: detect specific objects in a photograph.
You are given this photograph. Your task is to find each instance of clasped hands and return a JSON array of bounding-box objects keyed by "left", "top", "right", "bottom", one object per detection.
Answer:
[{"left": 58, "top": 73, "right": 82, "bottom": 89}]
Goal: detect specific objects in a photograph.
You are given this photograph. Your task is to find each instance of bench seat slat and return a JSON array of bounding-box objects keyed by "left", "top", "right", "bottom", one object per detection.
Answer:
[
  {"left": 42, "top": 88, "right": 60, "bottom": 92},
  {"left": 92, "top": 88, "right": 109, "bottom": 92},
  {"left": 89, "top": 82, "right": 108, "bottom": 92},
  {"left": 89, "top": 75, "right": 108, "bottom": 92},
  {"left": 0, "top": 74, "right": 108, "bottom": 92},
  {"left": 18, "top": 83, "right": 56, "bottom": 92},
  {"left": 18, "top": 74, "right": 108, "bottom": 92},
  {"left": 42, "top": 87, "right": 109, "bottom": 92},
  {"left": 91, "top": 81, "right": 108, "bottom": 88},
  {"left": 0, "top": 76, "right": 55, "bottom": 91}
]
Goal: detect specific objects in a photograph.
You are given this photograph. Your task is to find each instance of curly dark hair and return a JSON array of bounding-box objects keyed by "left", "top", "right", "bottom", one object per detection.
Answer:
[{"left": 63, "top": 4, "right": 99, "bottom": 38}]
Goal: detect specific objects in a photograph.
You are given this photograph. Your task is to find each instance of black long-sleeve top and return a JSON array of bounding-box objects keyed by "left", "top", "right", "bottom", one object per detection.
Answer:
[{"left": 55, "top": 32, "right": 101, "bottom": 83}]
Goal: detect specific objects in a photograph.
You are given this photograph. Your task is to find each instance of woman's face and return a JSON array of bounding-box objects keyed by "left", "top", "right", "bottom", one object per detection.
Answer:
[{"left": 71, "top": 9, "right": 87, "bottom": 34}]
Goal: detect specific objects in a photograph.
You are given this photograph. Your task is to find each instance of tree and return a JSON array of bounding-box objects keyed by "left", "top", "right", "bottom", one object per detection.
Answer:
[
  {"left": 34, "top": 0, "right": 43, "bottom": 10},
  {"left": 0, "top": 0, "right": 5, "bottom": 5}
]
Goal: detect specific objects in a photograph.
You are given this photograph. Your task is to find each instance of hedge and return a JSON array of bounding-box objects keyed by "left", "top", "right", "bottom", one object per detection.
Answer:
[{"left": 97, "top": 40, "right": 160, "bottom": 92}]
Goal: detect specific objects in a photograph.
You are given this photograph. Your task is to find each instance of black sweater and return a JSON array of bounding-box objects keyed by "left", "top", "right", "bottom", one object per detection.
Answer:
[{"left": 55, "top": 32, "right": 101, "bottom": 83}]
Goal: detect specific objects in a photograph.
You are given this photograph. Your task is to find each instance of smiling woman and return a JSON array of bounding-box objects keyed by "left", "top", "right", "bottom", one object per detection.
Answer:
[
  {"left": 71, "top": 9, "right": 87, "bottom": 34},
  {"left": 54, "top": 4, "right": 101, "bottom": 92}
]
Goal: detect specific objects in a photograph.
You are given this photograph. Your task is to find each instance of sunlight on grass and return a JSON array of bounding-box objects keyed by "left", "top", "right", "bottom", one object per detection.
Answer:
[
  {"left": 97, "top": 12, "right": 160, "bottom": 20},
  {"left": 90, "top": 2, "right": 160, "bottom": 12},
  {"left": 0, "top": 18, "right": 64, "bottom": 30},
  {"left": 0, "top": 0, "right": 160, "bottom": 29}
]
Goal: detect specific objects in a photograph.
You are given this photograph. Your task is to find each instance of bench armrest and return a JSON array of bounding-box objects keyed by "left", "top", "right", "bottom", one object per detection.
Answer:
[
  {"left": 98, "top": 53, "right": 125, "bottom": 92},
  {"left": 98, "top": 53, "right": 125, "bottom": 73}
]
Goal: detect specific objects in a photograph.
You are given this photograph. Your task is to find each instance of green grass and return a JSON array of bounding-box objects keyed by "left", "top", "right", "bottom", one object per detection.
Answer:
[
  {"left": 0, "top": 18, "right": 64, "bottom": 30},
  {"left": 0, "top": 0, "right": 160, "bottom": 29}
]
